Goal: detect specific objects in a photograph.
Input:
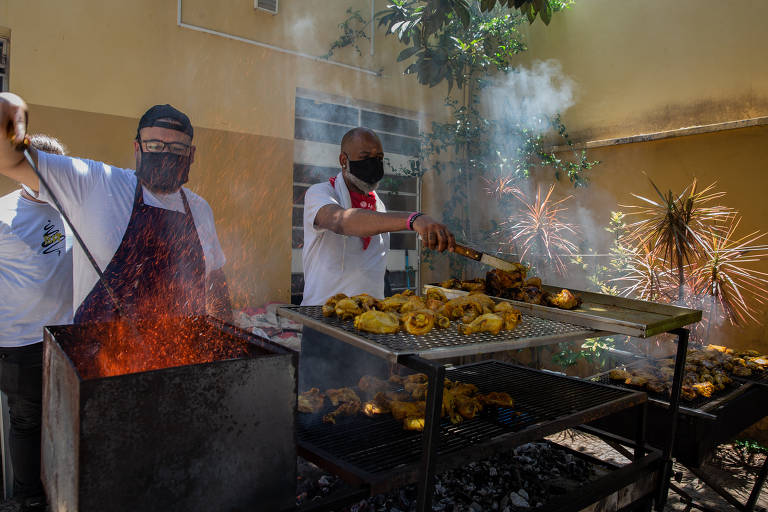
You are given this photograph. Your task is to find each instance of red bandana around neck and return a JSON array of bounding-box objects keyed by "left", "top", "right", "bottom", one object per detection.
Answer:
[{"left": 330, "top": 176, "right": 376, "bottom": 250}]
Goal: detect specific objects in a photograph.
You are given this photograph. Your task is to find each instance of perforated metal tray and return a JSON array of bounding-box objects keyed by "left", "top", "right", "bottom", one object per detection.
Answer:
[
  {"left": 277, "top": 305, "right": 607, "bottom": 362},
  {"left": 424, "top": 284, "right": 702, "bottom": 338}
]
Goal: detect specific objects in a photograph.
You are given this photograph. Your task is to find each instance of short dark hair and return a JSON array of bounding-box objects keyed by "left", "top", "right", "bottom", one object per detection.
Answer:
[{"left": 29, "top": 134, "right": 67, "bottom": 156}]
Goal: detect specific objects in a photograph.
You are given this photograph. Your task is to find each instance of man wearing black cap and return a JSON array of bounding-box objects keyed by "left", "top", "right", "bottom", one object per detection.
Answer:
[{"left": 0, "top": 92, "right": 232, "bottom": 323}]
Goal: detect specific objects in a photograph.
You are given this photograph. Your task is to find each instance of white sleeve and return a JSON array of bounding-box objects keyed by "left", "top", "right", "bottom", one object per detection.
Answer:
[
  {"left": 189, "top": 195, "right": 226, "bottom": 274},
  {"left": 303, "top": 183, "right": 341, "bottom": 234},
  {"left": 36, "top": 152, "right": 103, "bottom": 215}
]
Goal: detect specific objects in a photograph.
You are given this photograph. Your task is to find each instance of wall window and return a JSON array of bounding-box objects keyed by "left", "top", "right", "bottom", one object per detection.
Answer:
[
  {"left": 0, "top": 37, "right": 8, "bottom": 92},
  {"left": 292, "top": 91, "right": 421, "bottom": 304}
]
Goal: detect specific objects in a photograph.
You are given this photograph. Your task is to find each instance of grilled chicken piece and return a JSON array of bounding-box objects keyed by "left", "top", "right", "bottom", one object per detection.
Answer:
[
  {"left": 381, "top": 390, "right": 411, "bottom": 402},
  {"left": 388, "top": 374, "right": 404, "bottom": 386},
  {"left": 426, "top": 288, "right": 448, "bottom": 303},
  {"left": 439, "top": 278, "right": 461, "bottom": 289},
  {"left": 733, "top": 366, "right": 752, "bottom": 377},
  {"left": 546, "top": 289, "right": 581, "bottom": 310},
  {"left": 467, "top": 292, "right": 496, "bottom": 310},
  {"left": 455, "top": 395, "right": 483, "bottom": 419},
  {"left": 390, "top": 400, "right": 426, "bottom": 421},
  {"left": 460, "top": 279, "right": 486, "bottom": 292},
  {"left": 436, "top": 314, "right": 451, "bottom": 329},
  {"left": 322, "top": 293, "right": 348, "bottom": 317},
  {"left": 404, "top": 373, "right": 428, "bottom": 384},
  {"left": 403, "top": 417, "right": 426, "bottom": 431},
  {"left": 400, "top": 296, "right": 427, "bottom": 314},
  {"left": 378, "top": 296, "right": 409, "bottom": 312},
  {"left": 609, "top": 369, "right": 631, "bottom": 381},
  {"left": 442, "top": 296, "right": 484, "bottom": 322},
  {"left": 351, "top": 293, "right": 379, "bottom": 312},
  {"left": 425, "top": 298, "right": 446, "bottom": 312},
  {"left": 485, "top": 269, "right": 526, "bottom": 296},
  {"left": 493, "top": 301, "right": 515, "bottom": 313},
  {"left": 358, "top": 375, "right": 389, "bottom": 394},
  {"left": 692, "top": 381, "right": 715, "bottom": 398},
  {"left": 625, "top": 375, "right": 649, "bottom": 387},
  {"left": 477, "top": 391, "right": 514, "bottom": 408},
  {"left": 459, "top": 313, "right": 504, "bottom": 335},
  {"left": 522, "top": 286, "right": 545, "bottom": 305},
  {"left": 405, "top": 381, "right": 428, "bottom": 400},
  {"left": 681, "top": 386, "right": 697, "bottom": 401},
  {"left": 362, "top": 400, "right": 389, "bottom": 417},
  {"left": 525, "top": 277, "right": 542, "bottom": 288},
  {"left": 325, "top": 387, "right": 361, "bottom": 406},
  {"left": 354, "top": 310, "right": 400, "bottom": 334},
  {"left": 297, "top": 388, "right": 326, "bottom": 414},
  {"left": 322, "top": 400, "right": 361, "bottom": 424},
  {"left": 645, "top": 380, "right": 667, "bottom": 394},
  {"left": 499, "top": 308, "right": 521, "bottom": 331},
  {"left": 335, "top": 298, "right": 363, "bottom": 320},
  {"left": 447, "top": 381, "right": 479, "bottom": 396},
  {"left": 401, "top": 309, "right": 436, "bottom": 335}
]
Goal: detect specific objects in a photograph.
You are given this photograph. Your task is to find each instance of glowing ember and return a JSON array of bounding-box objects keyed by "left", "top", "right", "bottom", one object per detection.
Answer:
[{"left": 60, "top": 316, "right": 262, "bottom": 379}]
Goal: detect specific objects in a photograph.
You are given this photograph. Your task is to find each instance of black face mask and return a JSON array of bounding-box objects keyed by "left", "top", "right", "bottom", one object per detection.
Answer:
[
  {"left": 136, "top": 150, "right": 191, "bottom": 193},
  {"left": 347, "top": 155, "right": 384, "bottom": 185}
]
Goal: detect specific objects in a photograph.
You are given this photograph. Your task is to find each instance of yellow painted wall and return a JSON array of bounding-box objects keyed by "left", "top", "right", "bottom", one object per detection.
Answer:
[{"left": 517, "top": 0, "right": 768, "bottom": 141}]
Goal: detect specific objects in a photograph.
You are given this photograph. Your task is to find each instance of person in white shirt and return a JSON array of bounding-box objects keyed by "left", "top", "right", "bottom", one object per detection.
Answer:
[
  {"left": 0, "top": 93, "right": 231, "bottom": 325},
  {"left": 0, "top": 134, "right": 71, "bottom": 511},
  {"left": 301, "top": 127, "right": 455, "bottom": 305}
]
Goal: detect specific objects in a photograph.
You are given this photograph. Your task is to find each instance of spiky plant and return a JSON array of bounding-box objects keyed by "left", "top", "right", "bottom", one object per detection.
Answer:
[
  {"left": 688, "top": 216, "right": 768, "bottom": 326},
  {"left": 499, "top": 184, "right": 578, "bottom": 276},
  {"left": 622, "top": 178, "right": 733, "bottom": 302},
  {"left": 616, "top": 242, "right": 677, "bottom": 303}
]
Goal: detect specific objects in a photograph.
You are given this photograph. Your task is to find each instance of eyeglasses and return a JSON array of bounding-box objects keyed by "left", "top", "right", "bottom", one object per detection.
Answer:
[{"left": 140, "top": 139, "right": 192, "bottom": 156}]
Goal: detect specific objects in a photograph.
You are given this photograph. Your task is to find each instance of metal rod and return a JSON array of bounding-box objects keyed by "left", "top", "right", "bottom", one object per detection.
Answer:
[
  {"left": 634, "top": 401, "right": 647, "bottom": 461},
  {"left": 398, "top": 355, "right": 445, "bottom": 512},
  {"left": 655, "top": 327, "right": 690, "bottom": 510},
  {"left": 745, "top": 453, "right": 768, "bottom": 512},
  {"left": 22, "top": 149, "right": 130, "bottom": 319}
]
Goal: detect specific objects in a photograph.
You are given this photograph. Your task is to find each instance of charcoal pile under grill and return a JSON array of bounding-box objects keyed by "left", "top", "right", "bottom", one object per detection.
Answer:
[
  {"left": 289, "top": 305, "right": 593, "bottom": 354},
  {"left": 298, "top": 361, "right": 643, "bottom": 484},
  {"left": 298, "top": 442, "right": 606, "bottom": 511}
]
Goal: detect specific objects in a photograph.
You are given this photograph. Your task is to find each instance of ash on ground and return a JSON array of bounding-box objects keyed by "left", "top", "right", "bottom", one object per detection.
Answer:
[{"left": 297, "top": 441, "right": 608, "bottom": 511}]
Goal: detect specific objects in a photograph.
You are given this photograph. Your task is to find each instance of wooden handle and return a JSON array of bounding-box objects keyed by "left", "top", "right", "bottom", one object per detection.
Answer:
[{"left": 453, "top": 244, "right": 482, "bottom": 261}]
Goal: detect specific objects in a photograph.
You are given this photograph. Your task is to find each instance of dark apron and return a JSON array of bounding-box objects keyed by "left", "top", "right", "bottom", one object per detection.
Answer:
[{"left": 74, "top": 182, "right": 206, "bottom": 324}]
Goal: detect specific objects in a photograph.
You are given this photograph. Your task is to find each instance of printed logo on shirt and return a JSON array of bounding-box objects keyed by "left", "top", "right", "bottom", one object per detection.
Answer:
[{"left": 41, "top": 220, "right": 65, "bottom": 256}]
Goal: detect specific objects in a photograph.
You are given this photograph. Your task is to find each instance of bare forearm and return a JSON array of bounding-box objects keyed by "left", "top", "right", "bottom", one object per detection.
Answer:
[
  {"left": 329, "top": 209, "right": 409, "bottom": 237},
  {"left": 206, "top": 269, "right": 233, "bottom": 323}
]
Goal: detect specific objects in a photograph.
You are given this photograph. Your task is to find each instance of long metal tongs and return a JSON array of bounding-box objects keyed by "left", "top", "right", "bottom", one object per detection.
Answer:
[{"left": 18, "top": 140, "right": 133, "bottom": 321}]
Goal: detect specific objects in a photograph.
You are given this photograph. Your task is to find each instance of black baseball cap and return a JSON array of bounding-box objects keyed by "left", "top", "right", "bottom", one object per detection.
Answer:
[{"left": 136, "top": 104, "right": 194, "bottom": 139}]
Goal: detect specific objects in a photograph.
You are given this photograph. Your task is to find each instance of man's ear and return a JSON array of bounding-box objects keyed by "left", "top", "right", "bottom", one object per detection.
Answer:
[
  {"left": 133, "top": 140, "right": 140, "bottom": 158},
  {"left": 190, "top": 145, "right": 196, "bottom": 164},
  {"left": 338, "top": 152, "right": 347, "bottom": 169}
]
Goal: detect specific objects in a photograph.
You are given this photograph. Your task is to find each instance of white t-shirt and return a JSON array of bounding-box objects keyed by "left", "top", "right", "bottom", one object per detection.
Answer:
[
  {"left": 0, "top": 190, "right": 73, "bottom": 346},
  {"left": 301, "top": 180, "right": 388, "bottom": 305},
  {"left": 37, "top": 152, "right": 226, "bottom": 311}
]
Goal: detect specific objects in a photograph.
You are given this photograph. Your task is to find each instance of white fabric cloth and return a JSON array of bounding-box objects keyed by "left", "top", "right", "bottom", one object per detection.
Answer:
[
  {"left": 301, "top": 172, "right": 388, "bottom": 305},
  {"left": 36, "top": 151, "right": 226, "bottom": 311},
  {"left": 0, "top": 190, "right": 73, "bottom": 346}
]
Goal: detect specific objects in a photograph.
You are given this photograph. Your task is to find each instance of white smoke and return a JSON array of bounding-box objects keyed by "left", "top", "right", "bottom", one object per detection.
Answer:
[{"left": 482, "top": 60, "right": 576, "bottom": 132}]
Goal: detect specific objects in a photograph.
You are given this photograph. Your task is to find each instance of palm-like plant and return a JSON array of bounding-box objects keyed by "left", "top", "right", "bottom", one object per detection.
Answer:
[
  {"left": 499, "top": 184, "right": 578, "bottom": 276},
  {"left": 616, "top": 243, "right": 677, "bottom": 302},
  {"left": 622, "top": 178, "right": 733, "bottom": 302},
  {"left": 688, "top": 217, "right": 768, "bottom": 325}
]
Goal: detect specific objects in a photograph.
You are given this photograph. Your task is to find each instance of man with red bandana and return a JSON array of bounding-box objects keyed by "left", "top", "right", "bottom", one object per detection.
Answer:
[{"left": 301, "top": 127, "right": 455, "bottom": 305}]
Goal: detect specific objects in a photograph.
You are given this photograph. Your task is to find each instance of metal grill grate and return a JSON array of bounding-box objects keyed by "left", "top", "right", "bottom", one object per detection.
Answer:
[
  {"left": 589, "top": 372, "right": 743, "bottom": 411},
  {"left": 298, "top": 361, "right": 645, "bottom": 483},
  {"left": 285, "top": 305, "right": 595, "bottom": 357}
]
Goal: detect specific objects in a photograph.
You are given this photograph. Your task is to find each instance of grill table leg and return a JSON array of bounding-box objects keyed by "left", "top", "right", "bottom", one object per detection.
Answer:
[
  {"left": 745, "top": 454, "right": 768, "bottom": 512},
  {"left": 655, "top": 328, "right": 689, "bottom": 511},
  {"left": 398, "top": 355, "right": 445, "bottom": 512},
  {"left": 634, "top": 402, "right": 647, "bottom": 461}
]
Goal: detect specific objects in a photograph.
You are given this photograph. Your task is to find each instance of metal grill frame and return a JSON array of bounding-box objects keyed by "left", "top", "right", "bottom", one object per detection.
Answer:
[
  {"left": 278, "top": 305, "right": 608, "bottom": 362},
  {"left": 297, "top": 360, "right": 648, "bottom": 493}
]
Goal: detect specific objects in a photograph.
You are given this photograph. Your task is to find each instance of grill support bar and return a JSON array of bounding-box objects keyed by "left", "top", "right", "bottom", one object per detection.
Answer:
[
  {"left": 634, "top": 402, "right": 647, "bottom": 461},
  {"left": 397, "top": 355, "right": 445, "bottom": 512},
  {"left": 655, "top": 328, "right": 689, "bottom": 510}
]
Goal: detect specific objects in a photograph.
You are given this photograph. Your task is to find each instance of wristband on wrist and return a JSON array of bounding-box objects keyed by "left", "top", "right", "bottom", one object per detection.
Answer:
[{"left": 407, "top": 211, "right": 424, "bottom": 231}]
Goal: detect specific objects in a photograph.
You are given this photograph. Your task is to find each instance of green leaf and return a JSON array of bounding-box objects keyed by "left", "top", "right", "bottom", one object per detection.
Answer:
[
  {"left": 540, "top": 0, "right": 553, "bottom": 24},
  {"left": 397, "top": 45, "right": 422, "bottom": 62}
]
